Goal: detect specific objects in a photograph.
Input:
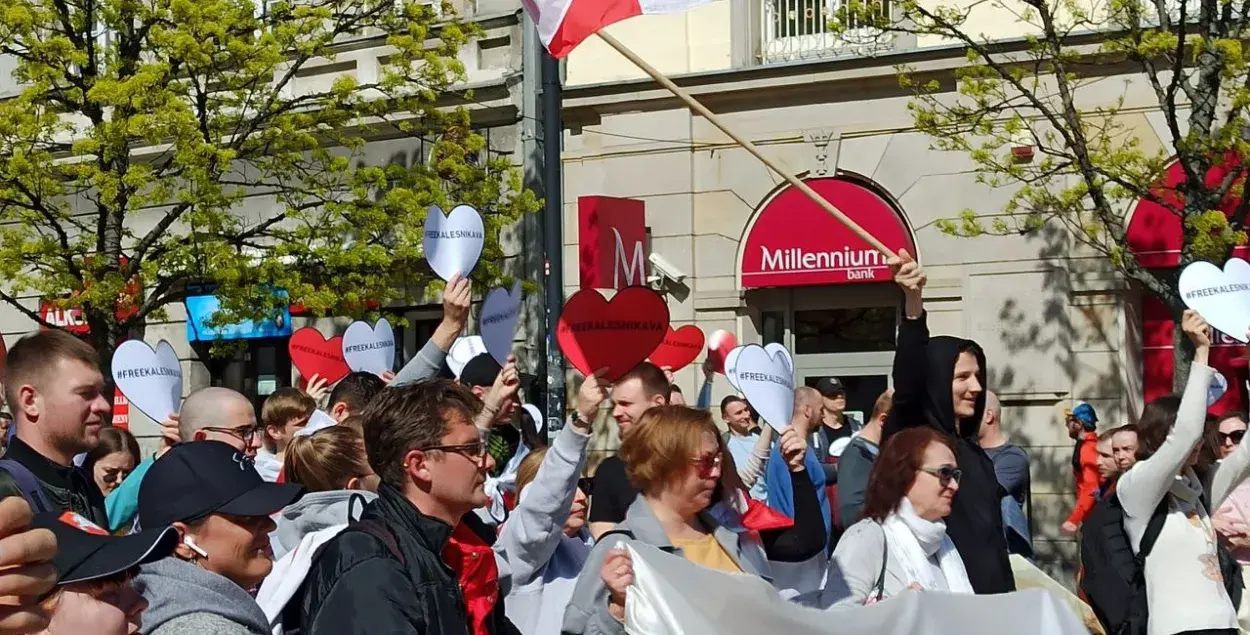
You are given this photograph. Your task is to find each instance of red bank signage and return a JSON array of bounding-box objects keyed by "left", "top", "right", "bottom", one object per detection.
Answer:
[
  {"left": 740, "top": 177, "right": 916, "bottom": 288},
  {"left": 1127, "top": 154, "right": 1250, "bottom": 268},
  {"left": 578, "top": 196, "right": 648, "bottom": 290}
]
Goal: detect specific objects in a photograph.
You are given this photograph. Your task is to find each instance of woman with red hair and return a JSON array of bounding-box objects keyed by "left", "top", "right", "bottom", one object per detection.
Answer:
[{"left": 830, "top": 426, "right": 974, "bottom": 605}]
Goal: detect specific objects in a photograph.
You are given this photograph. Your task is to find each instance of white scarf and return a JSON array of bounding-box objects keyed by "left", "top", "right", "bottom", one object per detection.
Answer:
[{"left": 880, "top": 498, "right": 974, "bottom": 594}]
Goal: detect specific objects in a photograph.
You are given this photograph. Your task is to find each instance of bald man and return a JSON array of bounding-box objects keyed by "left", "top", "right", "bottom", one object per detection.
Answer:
[
  {"left": 977, "top": 390, "right": 1030, "bottom": 506},
  {"left": 765, "top": 386, "right": 832, "bottom": 550},
  {"left": 104, "top": 386, "right": 259, "bottom": 532}
]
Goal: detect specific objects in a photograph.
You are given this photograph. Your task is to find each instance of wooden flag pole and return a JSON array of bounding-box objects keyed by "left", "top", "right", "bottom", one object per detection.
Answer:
[{"left": 595, "top": 31, "right": 898, "bottom": 260}]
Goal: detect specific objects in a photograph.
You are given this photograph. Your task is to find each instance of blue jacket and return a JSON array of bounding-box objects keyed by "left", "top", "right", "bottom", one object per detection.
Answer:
[{"left": 766, "top": 445, "right": 831, "bottom": 540}]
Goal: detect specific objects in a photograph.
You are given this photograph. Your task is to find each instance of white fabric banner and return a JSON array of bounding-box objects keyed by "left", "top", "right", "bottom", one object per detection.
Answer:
[{"left": 625, "top": 543, "right": 1089, "bottom": 635}]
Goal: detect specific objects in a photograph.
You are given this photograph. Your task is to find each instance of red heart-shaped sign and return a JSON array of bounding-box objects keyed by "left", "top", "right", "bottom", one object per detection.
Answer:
[
  {"left": 647, "top": 325, "right": 705, "bottom": 372},
  {"left": 557, "top": 287, "right": 670, "bottom": 383},
  {"left": 707, "top": 329, "right": 737, "bottom": 374},
  {"left": 288, "top": 327, "right": 351, "bottom": 385}
]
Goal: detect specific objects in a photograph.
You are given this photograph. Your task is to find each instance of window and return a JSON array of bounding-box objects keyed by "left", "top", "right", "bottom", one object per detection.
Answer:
[
  {"left": 762, "top": 311, "right": 785, "bottom": 345},
  {"left": 793, "top": 307, "right": 895, "bottom": 354},
  {"left": 760, "top": 0, "right": 894, "bottom": 64}
]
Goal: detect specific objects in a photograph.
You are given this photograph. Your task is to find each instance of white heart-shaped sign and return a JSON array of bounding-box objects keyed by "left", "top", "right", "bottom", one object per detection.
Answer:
[
  {"left": 112, "top": 340, "right": 182, "bottom": 422},
  {"left": 449, "top": 336, "right": 487, "bottom": 378},
  {"left": 724, "top": 345, "right": 746, "bottom": 391},
  {"left": 522, "top": 403, "right": 546, "bottom": 440},
  {"left": 1209, "top": 371, "right": 1229, "bottom": 407},
  {"left": 342, "top": 319, "right": 396, "bottom": 375},
  {"left": 1179, "top": 258, "right": 1250, "bottom": 343},
  {"left": 481, "top": 281, "right": 523, "bottom": 365},
  {"left": 734, "top": 344, "right": 795, "bottom": 432},
  {"left": 764, "top": 343, "right": 793, "bottom": 373},
  {"left": 296, "top": 410, "right": 339, "bottom": 438},
  {"left": 424, "top": 204, "right": 485, "bottom": 282}
]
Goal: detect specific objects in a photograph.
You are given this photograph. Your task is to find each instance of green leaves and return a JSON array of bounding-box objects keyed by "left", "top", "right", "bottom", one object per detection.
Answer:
[{"left": 0, "top": 0, "right": 538, "bottom": 353}]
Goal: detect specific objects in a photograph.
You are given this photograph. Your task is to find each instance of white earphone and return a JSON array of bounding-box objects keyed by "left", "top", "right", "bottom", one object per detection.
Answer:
[{"left": 183, "top": 536, "right": 210, "bottom": 559}]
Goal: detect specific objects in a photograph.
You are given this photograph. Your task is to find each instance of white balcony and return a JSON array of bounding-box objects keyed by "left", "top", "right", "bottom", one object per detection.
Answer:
[{"left": 760, "top": 0, "right": 895, "bottom": 64}]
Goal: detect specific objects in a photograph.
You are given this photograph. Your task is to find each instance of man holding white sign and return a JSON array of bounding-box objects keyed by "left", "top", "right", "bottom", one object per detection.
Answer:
[{"left": 0, "top": 330, "right": 110, "bottom": 526}]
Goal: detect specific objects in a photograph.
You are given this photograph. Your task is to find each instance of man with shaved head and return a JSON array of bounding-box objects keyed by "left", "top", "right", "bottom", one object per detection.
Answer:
[
  {"left": 104, "top": 386, "right": 260, "bottom": 531},
  {"left": 978, "top": 390, "right": 1030, "bottom": 507},
  {"left": 765, "top": 386, "right": 832, "bottom": 550}
]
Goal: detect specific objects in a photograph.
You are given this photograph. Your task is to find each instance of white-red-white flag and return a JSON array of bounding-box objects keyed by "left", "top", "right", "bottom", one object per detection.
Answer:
[{"left": 523, "top": 0, "right": 715, "bottom": 58}]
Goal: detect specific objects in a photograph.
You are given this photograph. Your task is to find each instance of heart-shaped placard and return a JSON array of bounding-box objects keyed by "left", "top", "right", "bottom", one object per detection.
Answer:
[
  {"left": 112, "top": 339, "right": 182, "bottom": 422},
  {"left": 734, "top": 344, "right": 795, "bottom": 432},
  {"left": 424, "top": 204, "right": 485, "bottom": 282},
  {"left": 342, "top": 319, "right": 396, "bottom": 375},
  {"left": 1179, "top": 258, "right": 1250, "bottom": 343},
  {"left": 648, "top": 325, "right": 705, "bottom": 372},
  {"left": 764, "top": 342, "right": 793, "bottom": 374},
  {"left": 724, "top": 345, "right": 746, "bottom": 391},
  {"left": 481, "top": 281, "right": 523, "bottom": 365},
  {"left": 707, "top": 330, "right": 737, "bottom": 374},
  {"left": 448, "top": 336, "right": 487, "bottom": 378},
  {"left": 288, "top": 327, "right": 350, "bottom": 385},
  {"left": 1209, "top": 371, "right": 1230, "bottom": 407},
  {"left": 557, "top": 287, "right": 670, "bottom": 383}
]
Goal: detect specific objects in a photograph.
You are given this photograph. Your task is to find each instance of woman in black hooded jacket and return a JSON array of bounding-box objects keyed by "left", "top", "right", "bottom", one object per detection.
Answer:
[{"left": 882, "top": 250, "right": 1016, "bottom": 595}]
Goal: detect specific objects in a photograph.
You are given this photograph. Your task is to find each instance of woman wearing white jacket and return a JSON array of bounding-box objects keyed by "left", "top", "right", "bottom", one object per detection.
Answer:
[
  {"left": 496, "top": 408, "right": 595, "bottom": 635},
  {"left": 1118, "top": 310, "right": 1250, "bottom": 635}
]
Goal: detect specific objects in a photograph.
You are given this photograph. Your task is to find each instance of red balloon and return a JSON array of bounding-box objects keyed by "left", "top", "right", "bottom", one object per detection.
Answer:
[
  {"left": 288, "top": 327, "right": 351, "bottom": 385},
  {"left": 557, "top": 287, "right": 670, "bottom": 383},
  {"left": 647, "top": 325, "right": 705, "bottom": 372},
  {"left": 706, "top": 329, "right": 737, "bottom": 374}
]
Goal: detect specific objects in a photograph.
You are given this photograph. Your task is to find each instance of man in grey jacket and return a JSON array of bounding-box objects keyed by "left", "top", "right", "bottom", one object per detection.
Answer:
[{"left": 835, "top": 390, "right": 892, "bottom": 530}]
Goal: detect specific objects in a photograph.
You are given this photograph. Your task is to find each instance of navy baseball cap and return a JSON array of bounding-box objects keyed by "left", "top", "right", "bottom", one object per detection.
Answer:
[
  {"left": 138, "top": 441, "right": 303, "bottom": 529},
  {"left": 34, "top": 511, "right": 177, "bottom": 585},
  {"left": 460, "top": 353, "right": 537, "bottom": 391}
]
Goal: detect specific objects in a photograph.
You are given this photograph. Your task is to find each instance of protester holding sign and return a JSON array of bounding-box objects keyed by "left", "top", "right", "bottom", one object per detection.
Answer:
[
  {"left": 134, "top": 442, "right": 303, "bottom": 635},
  {"left": 1117, "top": 310, "right": 1250, "bottom": 635},
  {"left": 496, "top": 405, "right": 595, "bottom": 635},
  {"left": 587, "top": 363, "right": 670, "bottom": 539},
  {"left": 563, "top": 405, "right": 823, "bottom": 635},
  {"left": 390, "top": 272, "right": 473, "bottom": 387},
  {"left": 105, "top": 387, "right": 259, "bottom": 533},
  {"left": 0, "top": 330, "right": 110, "bottom": 526},
  {"left": 831, "top": 427, "right": 974, "bottom": 606},
  {"left": 882, "top": 249, "right": 1014, "bottom": 594}
]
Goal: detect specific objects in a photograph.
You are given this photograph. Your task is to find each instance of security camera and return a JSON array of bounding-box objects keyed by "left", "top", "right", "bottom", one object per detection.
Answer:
[{"left": 648, "top": 253, "right": 686, "bottom": 282}]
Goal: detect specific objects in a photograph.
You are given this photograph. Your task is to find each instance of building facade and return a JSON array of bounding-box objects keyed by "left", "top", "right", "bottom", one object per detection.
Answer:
[{"left": 557, "top": 3, "right": 1232, "bottom": 576}]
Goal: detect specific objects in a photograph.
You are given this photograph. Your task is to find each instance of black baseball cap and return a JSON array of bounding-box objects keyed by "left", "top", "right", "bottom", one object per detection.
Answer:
[
  {"left": 34, "top": 511, "right": 177, "bottom": 585},
  {"left": 460, "top": 353, "right": 537, "bottom": 391},
  {"left": 816, "top": 377, "right": 846, "bottom": 398},
  {"left": 138, "top": 441, "right": 304, "bottom": 529}
]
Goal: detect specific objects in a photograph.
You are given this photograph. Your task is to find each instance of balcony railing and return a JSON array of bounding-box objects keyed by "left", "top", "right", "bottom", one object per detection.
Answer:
[{"left": 760, "top": 0, "right": 894, "bottom": 64}]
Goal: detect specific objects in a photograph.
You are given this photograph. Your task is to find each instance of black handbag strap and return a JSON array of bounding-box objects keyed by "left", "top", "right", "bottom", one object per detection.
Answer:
[{"left": 873, "top": 523, "right": 888, "bottom": 601}]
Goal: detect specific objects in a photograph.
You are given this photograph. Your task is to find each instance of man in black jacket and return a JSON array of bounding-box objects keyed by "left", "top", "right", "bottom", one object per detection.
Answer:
[
  {"left": 301, "top": 379, "right": 519, "bottom": 635},
  {"left": 0, "top": 330, "right": 110, "bottom": 525},
  {"left": 883, "top": 249, "right": 1015, "bottom": 595}
]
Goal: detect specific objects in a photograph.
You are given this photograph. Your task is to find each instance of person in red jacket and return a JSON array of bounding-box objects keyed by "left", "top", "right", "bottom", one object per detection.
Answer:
[{"left": 1062, "top": 402, "right": 1100, "bottom": 535}]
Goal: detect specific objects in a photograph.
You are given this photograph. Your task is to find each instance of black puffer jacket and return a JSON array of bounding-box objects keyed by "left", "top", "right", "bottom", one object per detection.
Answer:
[
  {"left": 301, "top": 484, "right": 517, "bottom": 635},
  {"left": 882, "top": 312, "right": 1015, "bottom": 595}
]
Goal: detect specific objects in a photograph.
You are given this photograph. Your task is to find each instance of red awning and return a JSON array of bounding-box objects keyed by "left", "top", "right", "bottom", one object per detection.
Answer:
[
  {"left": 739, "top": 177, "right": 917, "bottom": 288},
  {"left": 1126, "top": 155, "right": 1249, "bottom": 268}
]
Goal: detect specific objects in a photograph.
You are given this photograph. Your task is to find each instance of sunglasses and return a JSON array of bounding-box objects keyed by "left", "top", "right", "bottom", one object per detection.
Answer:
[
  {"left": 577, "top": 477, "right": 595, "bottom": 496},
  {"left": 1220, "top": 429, "right": 1247, "bottom": 445},
  {"left": 919, "top": 465, "right": 962, "bottom": 487},
  {"left": 689, "top": 453, "right": 723, "bottom": 478}
]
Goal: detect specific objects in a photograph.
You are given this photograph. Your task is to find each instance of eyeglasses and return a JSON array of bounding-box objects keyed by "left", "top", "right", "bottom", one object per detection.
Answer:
[
  {"left": 689, "top": 453, "right": 723, "bottom": 478},
  {"left": 201, "top": 425, "right": 259, "bottom": 444},
  {"left": 919, "top": 465, "right": 962, "bottom": 487},
  {"left": 1220, "top": 429, "right": 1247, "bottom": 445},
  {"left": 420, "top": 432, "right": 492, "bottom": 465}
]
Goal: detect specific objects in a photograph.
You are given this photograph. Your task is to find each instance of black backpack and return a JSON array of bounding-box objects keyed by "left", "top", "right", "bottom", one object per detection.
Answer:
[{"left": 1080, "top": 492, "right": 1243, "bottom": 635}]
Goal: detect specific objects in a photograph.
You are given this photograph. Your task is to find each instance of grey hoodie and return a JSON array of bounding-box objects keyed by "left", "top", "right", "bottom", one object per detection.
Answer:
[
  {"left": 271, "top": 489, "right": 378, "bottom": 560},
  {"left": 134, "top": 557, "right": 270, "bottom": 635}
]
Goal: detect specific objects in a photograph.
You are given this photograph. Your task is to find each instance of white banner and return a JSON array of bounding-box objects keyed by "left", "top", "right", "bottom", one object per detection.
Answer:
[{"left": 625, "top": 543, "right": 1088, "bottom": 635}]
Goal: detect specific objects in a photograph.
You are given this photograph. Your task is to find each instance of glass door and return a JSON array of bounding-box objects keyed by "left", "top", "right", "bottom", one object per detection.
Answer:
[{"left": 794, "top": 368, "right": 890, "bottom": 430}]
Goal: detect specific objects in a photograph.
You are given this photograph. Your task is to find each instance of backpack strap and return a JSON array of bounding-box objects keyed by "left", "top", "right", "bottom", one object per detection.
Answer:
[
  {"left": 597, "top": 528, "right": 636, "bottom": 544},
  {"left": 0, "top": 460, "right": 51, "bottom": 514},
  {"left": 1136, "top": 498, "right": 1170, "bottom": 561},
  {"left": 352, "top": 519, "right": 405, "bottom": 566},
  {"left": 872, "top": 522, "right": 888, "bottom": 602}
]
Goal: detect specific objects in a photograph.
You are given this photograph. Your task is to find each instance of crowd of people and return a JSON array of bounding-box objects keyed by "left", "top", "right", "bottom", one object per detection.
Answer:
[{"left": 0, "top": 252, "right": 1244, "bottom": 634}]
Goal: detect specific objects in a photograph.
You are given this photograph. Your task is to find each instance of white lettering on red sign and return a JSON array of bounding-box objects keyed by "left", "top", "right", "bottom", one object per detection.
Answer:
[
  {"left": 612, "top": 227, "right": 646, "bottom": 288},
  {"left": 759, "top": 246, "right": 885, "bottom": 273}
]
